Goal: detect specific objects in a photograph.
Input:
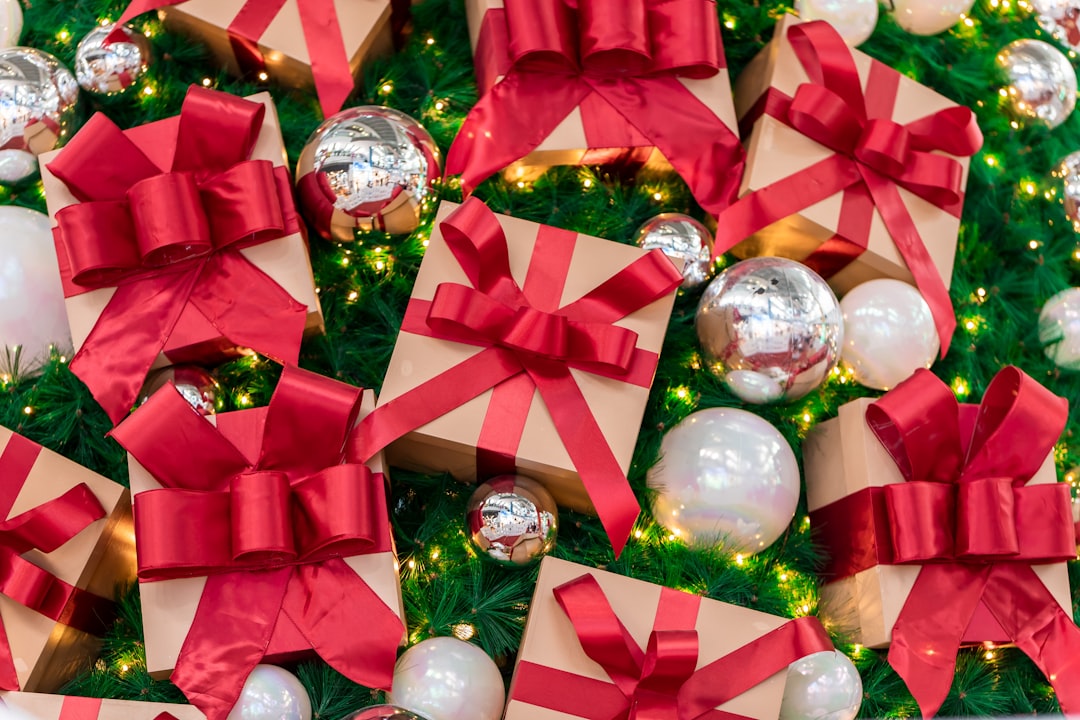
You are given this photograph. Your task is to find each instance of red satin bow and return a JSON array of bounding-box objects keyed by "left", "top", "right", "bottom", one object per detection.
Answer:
[
  {"left": 866, "top": 367, "right": 1080, "bottom": 718},
  {"left": 511, "top": 573, "right": 834, "bottom": 720},
  {"left": 0, "top": 434, "right": 114, "bottom": 691},
  {"left": 48, "top": 86, "right": 308, "bottom": 425},
  {"left": 350, "top": 198, "right": 682, "bottom": 556},
  {"left": 110, "top": 366, "right": 404, "bottom": 720},
  {"left": 713, "top": 21, "right": 984, "bottom": 356},
  {"left": 447, "top": 0, "right": 744, "bottom": 217},
  {"left": 110, "top": 0, "right": 355, "bottom": 117}
]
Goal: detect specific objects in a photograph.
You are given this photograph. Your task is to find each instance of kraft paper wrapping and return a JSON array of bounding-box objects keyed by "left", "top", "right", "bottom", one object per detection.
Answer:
[
  {"left": 463, "top": 0, "right": 740, "bottom": 182},
  {"left": 127, "top": 391, "right": 404, "bottom": 679},
  {"left": 159, "top": 0, "right": 393, "bottom": 93},
  {"left": 505, "top": 557, "right": 790, "bottom": 720},
  {"left": 39, "top": 92, "right": 323, "bottom": 371},
  {"left": 803, "top": 397, "right": 1071, "bottom": 649},
  {"left": 0, "top": 691, "right": 204, "bottom": 720},
  {"left": 0, "top": 428, "right": 134, "bottom": 692},
  {"left": 377, "top": 202, "right": 677, "bottom": 515},
  {"left": 732, "top": 14, "right": 965, "bottom": 296}
]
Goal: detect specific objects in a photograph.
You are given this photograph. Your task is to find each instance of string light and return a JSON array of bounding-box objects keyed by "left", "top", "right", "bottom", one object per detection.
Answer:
[
  {"left": 453, "top": 623, "right": 476, "bottom": 641},
  {"left": 426, "top": 37, "right": 436, "bottom": 46},
  {"left": 57, "top": 30, "right": 70, "bottom": 42},
  {"left": 22, "top": 406, "right": 31, "bottom": 415}
]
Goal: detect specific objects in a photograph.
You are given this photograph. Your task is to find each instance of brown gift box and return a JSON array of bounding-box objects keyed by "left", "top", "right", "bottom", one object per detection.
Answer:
[
  {"left": 505, "top": 557, "right": 801, "bottom": 720},
  {"left": 463, "top": 0, "right": 740, "bottom": 183},
  {"left": 376, "top": 202, "right": 679, "bottom": 514},
  {"left": 0, "top": 692, "right": 203, "bottom": 720},
  {"left": 802, "top": 397, "right": 1072, "bottom": 649},
  {"left": 730, "top": 14, "right": 970, "bottom": 296},
  {"left": 39, "top": 92, "right": 323, "bottom": 371},
  {"left": 127, "top": 390, "right": 404, "bottom": 679},
  {"left": 0, "top": 428, "right": 134, "bottom": 692},
  {"left": 158, "top": 0, "right": 394, "bottom": 96}
]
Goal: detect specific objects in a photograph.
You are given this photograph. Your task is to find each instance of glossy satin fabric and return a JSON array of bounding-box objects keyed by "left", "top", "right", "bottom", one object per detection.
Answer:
[
  {"left": 110, "top": 366, "right": 404, "bottom": 720},
  {"left": 843, "top": 367, "right": 1080, "bottom": 718},
  {"left": 713, "top": 21, "right": 984, "bottom": 356},
  {"left": 510, "top": 574, "right": 833, "bottom": 720},
  {"left": 348, "top": 198, "right": 682, "bottom": 556},
  {"left": 47, "top": 86, "right": 308, "bottom": 424},
  {"left": 447, "top": 0, "right": 744, "bottom": 218},
  {"left": 111, "top": 0, "right": 354, "bottom": 117},
  {"left": 0, "top": 434, "right": 114, "bottom": 690}
]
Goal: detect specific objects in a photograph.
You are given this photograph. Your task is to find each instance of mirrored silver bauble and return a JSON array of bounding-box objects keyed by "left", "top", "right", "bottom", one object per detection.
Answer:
[
  {"left": 795, "top": 0, "right": 878, "bottom": 46},
  {"left": 340, "top": 706, "right": 431, "bottom": 720},
  {"left": 632, "top": 213, "right": 714, "bottom": 288},
  {"left": 779, "top": 651, "right": 863, "bottom": 720},
  {"left": 1039, "top": 287, "right": 1080, "bottom": 369},
  {"left": 296, "top": 106, "right": 442, "bottom": 242},
  {"left": 1056, "top": 150, "right": 1080, "bottom": 232},
  {"left": 74, "top": 24, "right": 150, "bottom": 96},
  {"left": 1034, "top": 0, "right": 1080, "bottom": 51},
  {"left": 138, "top": 365, "right": 223, "bottom": 415},
  {"left": 696, "top": 258, "right": 843, "bottom": 404},
  {"left": 0, "top": 46, "right": 78, "bottom": 183},
  {"left": 467, "top": 475, "right": 557, "bottom": 566},
  {"left": 997, "top": 39, "right": 1077, "bottom": 129}
]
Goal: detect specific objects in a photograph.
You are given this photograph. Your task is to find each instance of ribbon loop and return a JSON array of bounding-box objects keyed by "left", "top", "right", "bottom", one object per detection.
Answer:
[
  {"left": 855, "top": 118, "right": 910, "bottom": 178},
  {"left": 128, "top": 172, "right": 213, "bottom": 266},
  {"left": 578, "top": 0, "right": 652, "bottom": 75},
  {"left": 230, "top": 470, "right": 295, "bottom": 563},
  {"left": 292, "top": 464, "right": 381, "bottom": 558},
  {"left": 504, "top": 0, "right": 578, "bottom": 71},
  {"left": 955, "top": 477, "right": 1019, "bottom": 560},
  {"left": 884, "top": 481, "right": 955, "bottom": 563},
  {"left": 55, "top": 202, "right": 139, "bottom": 286}
]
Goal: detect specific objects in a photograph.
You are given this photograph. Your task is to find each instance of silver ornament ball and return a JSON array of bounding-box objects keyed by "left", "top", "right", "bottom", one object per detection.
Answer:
[
  {"left": 340, "top": 707, "right": 431, "bottom": 720},
  {"left": 0, "top": 46, "right": 78, "bottom": 183},
  {"left": 297, "top": 106, "right": 441, "bottom": 242},
  {"left": 778, "top": 651, "right": 863, "bottom": 720},
  {"left": 1033, "top": 0, "right": 1080, "bottom": 52},
  {"left": 139, "top": 365, "right": 222, "bottom": 416},
  {"left": 1055, "top": 150, "right": 1080, "bottom": 232},
  {"left": 632, "top": 213, "right": 714, "bottom": 288},
  {"left": 225, "top": 664, "right": 311, "bottom": 720},
  {"left": 75, "top": 23, "right": 150, "bottom": 96},
  {"left": 695, "top": 257, "right": 843, "bottom": 404},
  {"left": 997, "top": 39, "right": 1077, "bottom": 129},
  {"left": 1039, "top": 287, "right": 1080, "bottom": 370},
  {"left": 795, "top": 0, "right": 878, "bottom": 46},
  {"left": 467, "top": 475, "right": 557, "bottom": 566}
]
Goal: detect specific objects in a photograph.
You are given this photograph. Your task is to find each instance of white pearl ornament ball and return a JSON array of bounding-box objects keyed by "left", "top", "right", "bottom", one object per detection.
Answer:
[
  {"left": 225, "top": 665, "right": 312, "bottom": 720},
  {"left": 795, "top": 0, "right": 878, "bottom": 46},
  {"left": 779, "top": 651, "right": 863, "bottom": 720},
  {"left": 888, "top": 0, "right": 975, "bottom": 35},
  {"left": 0, "top": 0, "right": 20, "bottom": 48},
  {"left": 388, "top": 637, "right": 505, "bottom": 720},
  {"left": 1039, "top": 288, "right": 1080, "bottom": 370},
  {"left": 647, "top": 408, "right": 800, "bottom": 554}
]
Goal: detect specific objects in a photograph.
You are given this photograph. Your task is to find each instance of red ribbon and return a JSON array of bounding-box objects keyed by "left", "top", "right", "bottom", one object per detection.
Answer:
[
  {"left": 350, "top": 198, "right": 681, "bottom": 556},
  {"left": 47, "top": 86, "right": 308, "bottom": 424},
  {"left": 0, "top": 434, "right": 115, "bottom": 691},
  {"left": 713, "top": 21, "right": 984, "bottom": 356},
  {"left": 511, "top": 573, "right": 833, "bottom": 720},
  {"left": 110, "top": 366, "right": 404, "bottom": 720},
  {"left": 58, "top": 696, "right": 181, "bottom": 720},
  {"left": 110, "top": 0, "right": 356, "bottom": 117},
  {"left": 446, "top": 0, "right": 744, "bottom": 217},
  {"left": 845, "top": 367, "right": 1080, "bottom": 717}
]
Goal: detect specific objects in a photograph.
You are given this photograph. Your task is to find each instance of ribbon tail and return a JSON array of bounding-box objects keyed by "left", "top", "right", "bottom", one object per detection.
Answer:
[
  {"left": 446, "top": 70, "right": 590, "bottom": 194},
  {"left": 296, "top": 0, "right": 355, "bottom": 116},
  {"left": 284, "top": 559, "right": 403, "bottom": 690},
  {"left": 70, "top": 270, "right": 200, "bottom": 424},
  {"left": 170, "top": 569, "right": 292, "bottom": 720},
  {"left": 0, "top": 619, "right": 19, "bottom": 690},
  {"left": 888, "top": 564, "right": 987, "bottom": 718}
]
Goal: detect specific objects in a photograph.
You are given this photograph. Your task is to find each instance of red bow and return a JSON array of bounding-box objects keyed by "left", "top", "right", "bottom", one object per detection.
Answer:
[
  {"left": 350, "top": 198, "right": 682, "bottom": 556},
  {"left": 447, "top": 0, "right": 744, "bottom": 217},
  {"left": 714, "top": 21, "right": 984, "bottom": 356},
  {"left": 47, "top": 86, "right": 308, "bottom": 424},
  {"left": 0, "top": 435, "right": 115, "bottom": 691},
  {"left": 867, "top": 367, "right": 1080, "bottom": 717},
  {"left": 110, "top": 366, "right": 403, "bottom": 720},
  {"left": 510, "top": 574, "right": 834, "bottom": 720}
]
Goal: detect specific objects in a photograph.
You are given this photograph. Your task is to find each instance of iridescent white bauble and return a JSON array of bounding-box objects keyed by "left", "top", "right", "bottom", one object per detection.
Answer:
[
  {"left": 74, "top": 23, "right": 150, "bottom": 96},
  {"left": 0, "top": 206, "right": 70, "bottom": 374},
  {"left": 467, "top": 475, "right": 558, "bottom": 567},
  {"left": 996, "top": 39, "right": 1076, "bottom": 129},
  {"left": 887, "top": 0, "right": 974, "bottom": 35},
  {"left": 225, "top": 665, "right": 311, "bottom": 720},
  {"left": 646, "top": 408, "right": 800, "bottom": 554},
  {"left": 696, "top": 257, "right": 843, "bottom": 404},
  {"left": 1034, "top": 0, "right": 1080, "bottom": 51},
  {"left": 0, "top": 0, "right": 21, "bottom": 48},
  {"left": 839, "top": 279, "right": 938, "bottom": 391},
  {"left": 341, "top": 706, "right": 430, "bottom": 720},
  {"left": 388, "top": 638, "right": 505, "bottom": 720},
  {"left": 632, "top": 213, "right": 714, "bottom": 288},
  {"left": 0, "top": 46, "right": 78, "bottom": 182},
  {"left": 795, "top": 0, "right": 878, "bottom": 46},
  {"left": 779, "top": 651, "right": 863, "bottom": 720},
  {"left": 1038, "top": 288, "right": 1080, "bottom": 369}
]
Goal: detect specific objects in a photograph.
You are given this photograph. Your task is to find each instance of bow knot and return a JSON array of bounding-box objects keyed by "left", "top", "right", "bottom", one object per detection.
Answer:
[{"left": 630, "top": 629, "right": 700, "bottom": 719}]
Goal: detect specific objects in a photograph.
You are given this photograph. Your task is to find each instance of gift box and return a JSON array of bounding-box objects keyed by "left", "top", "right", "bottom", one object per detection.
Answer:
[
  {"left": 40, "top": 87, "right": 323, "bottom": 424},
  {"left": 113, "top": 366, "right": 405, "bottom": 720},
  {"left": 0, "top": 692, "right": 203, "bottom": 720},
  {"left": 447, "top": 0, "right": 744, "bottom": 216},
  {"left": 356, "top": 198, "right": 682, "bottom": 554},
  {"left": 0, "top": 428, "right": 134, "bottom": 693},
  {"left": 803, "top": 367, "right": 1080, "bottom": 717},
  {"left": 716, "top": 16, "right": 984, "bottom": 355},
  {"left": 114, "top": 0, "right": 405, "bottom": 117},
  {"left": 504, "top": 557, "right": 834, "bottom": 720}
]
